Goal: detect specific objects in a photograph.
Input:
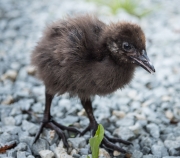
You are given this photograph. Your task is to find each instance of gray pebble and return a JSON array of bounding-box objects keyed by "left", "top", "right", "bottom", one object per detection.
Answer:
[
  {"left": 17, "top": 151, "right": 27, "bottom": 158},
  {"left": 60, "top": 115, "right": 79, "bottom": 125},
  {"left": 40, "top": 129, "right": 59, "bottom": 145},
  {"left": 68, "top": 137, "right": 86, "bottom": 149},
  {"left": 113, "top": 127, "right": 135, "bottom": 140},
  {"left": 2, "top": 116, "right": 15, "bottom": 126},
  {"left": 79, "top": 148, "right": 89, "bottom": 155},
  {"left": 163, "top": 157, "right": 180, "bottom": 158},
  {"left": 132, "top": 150, "right": 143, "bottom": 158},
  {"left": 142, "top": 146, "right": 151, "bottom": 155},
  {"left": 140, "top": 137, "right": 152, "bottom": 147},
  {"left": 15, "top": 143, "right": 28, "bottom": 151},
  {"left": 143, "top": 155, "right": 157, "bottom": 158},
  {"left": 164, "top": 140, "right": 180, "bottom": 150},
  {"left": 146, "top": 123, "right": 160, "bottom": 138},
  {"left": 151, "top": 144, "right": 169, "bottom": 158},
  {"left": 168, "top": 148, "right": 180, "bottom": 156},
  {"left": 0, "top": 133, "right": 18, "bottom": 144},
  {"left": 73, "top": 154, "right": 81, "bottom": 158},
  {"left": 22, "top": 120, "right": 38, "bottom": 134},
  {"left": 19, "top": 135, "right": 34, "bottom": 147},
  {"left": 7, "top": 149, "right": 16, "bottom": 157},
  {"left": 116, "top": 117, "right": 134, "bottom": 127},
  {"left": 2, "top": 126, "right": 21, "bottom": 135},
  {"left": 32, "top": 138, "right": 49, "bottom": 155},
  {"left": 27, "top": 156, "right": 35, "bottom": 158}
]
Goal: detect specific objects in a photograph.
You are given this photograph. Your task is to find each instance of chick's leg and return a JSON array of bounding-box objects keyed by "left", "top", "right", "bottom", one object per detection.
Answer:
[
  {"left": 80, "top": 98, "right": 132, "bottom": 153},
  {"left": 33, "top": 91, "right": 80, "bottom": 148}
]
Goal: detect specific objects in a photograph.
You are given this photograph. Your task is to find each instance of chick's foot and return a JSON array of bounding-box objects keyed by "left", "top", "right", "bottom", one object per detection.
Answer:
[
  {"left": 33, "top": 119, "right": 80, "bottom": 148},
  {"left": 80, "top": 122, "right": 132, "bottom": 153}
]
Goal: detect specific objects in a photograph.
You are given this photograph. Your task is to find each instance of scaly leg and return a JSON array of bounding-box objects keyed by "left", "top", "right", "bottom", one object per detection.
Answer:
[{"left": 33, "top": 91, "right": 80, "bottom": 148}]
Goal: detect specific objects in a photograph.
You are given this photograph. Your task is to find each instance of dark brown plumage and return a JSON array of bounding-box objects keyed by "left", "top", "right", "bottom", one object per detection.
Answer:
[{"left": 31, "top": 15, "right": 155, "bottom": 153}]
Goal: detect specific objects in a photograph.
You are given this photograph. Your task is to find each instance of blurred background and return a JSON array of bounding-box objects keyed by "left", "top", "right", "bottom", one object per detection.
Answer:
[{"left": 0, "top": 0, "right": 180, "bottom": 157}]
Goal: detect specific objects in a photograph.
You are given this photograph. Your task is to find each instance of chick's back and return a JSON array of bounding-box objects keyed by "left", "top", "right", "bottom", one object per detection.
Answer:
[{"left": 31, "top": 15, "right": 106, "bottom": 96}]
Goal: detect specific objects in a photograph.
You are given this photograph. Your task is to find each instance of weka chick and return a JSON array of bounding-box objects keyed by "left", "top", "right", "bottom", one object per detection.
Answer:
[{"left": 31, "top": 15, "right": 155, "bottom": 153}]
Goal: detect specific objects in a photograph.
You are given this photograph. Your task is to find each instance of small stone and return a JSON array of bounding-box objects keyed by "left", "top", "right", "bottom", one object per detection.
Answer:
[
  {"left": 41, "top": 129, "right": 59, "bottom": 145},
  {"left": 27, "top": 155, "right": 35, "bottom": 158},
  {"left": 127, "top": 90, "right": 137, "bottom": 100},
  {"left": 132, "top": 150, "right": 143, "bottom": 158},
  {"left": 49, "top": 143, "right": 57, "bottom": 153},
  {"left": 3, "top": 70, "right": 18, "bottom": 81},
  {"left": 10, "top": 62, "right": 20, "bottom": 71},
  {"left": 26, "top": 66, "right": 36, "bottom": 75},
  {"left": 140, "top": 137, "right": 152, "bottom": 147},
  {"left": 60, "top": 115, "right": 79, "bottom": 126},
  {"left": 142, "top": 100, "right": 154, "bottom": 107},
  {"left": 3, "top": 116, "right": 15, "bottom": 126},
  {"left": 163, "top": 157, "right": 180, "bottom": 158},
  {"left": 113, "top": 150, "right": 121, "bottom": 156},
  {"left": 22, "top": 120, "right": 38, "bottom": 134},
  {"left": 19, "top": 135, "right": 34, "bottom": 147},
  {"left": 15, "top": 143, "right": 27, "bottom": 151},
  {"left": 113, "top": 127, "right": 135, "bottom": 141},
  {"left": 39, "top": 150, "right": 54, "bottom": 158},
  {"left": 29, "top": 125, "right": 38, "bottom": 136},
  {"left": 99, "top": 148, "right": 111, "bottom": 158},
  {"left": 32, "top": 139, "right": 50, "bottom": 155},
  {"left": 17, "top": 151, "right": 26, "bottom": 158},
  {"left": 77, "top": 109, "right": 86, "bottom": 116},
  {"left": 168, "top": 147, "right": 180, "bottom": 156},
  {"left": 161, "top": 95, "right": 171, "bottom": 102},
  {"left": 1, "top": 95, "right": 14, "bottom": 105},
  {"left": 7, "top": 149, "right": 16, "bottom": 157},
  {"left": 10, "top": 107, "right": 21, "bottom": 116},
  {"left": 68, "top": 137, "right": 86, "bottom": 149},
  {"left": 54, "top": 141, "right": 72, "bottom": 158},
  {"left": 164, "top": 140, "right": 180, "bottom": 150},
  {"left": 143, "top": 155, "right": 157, "bottom": 158},
  {"left": 2, "top": 126, "right": 21, "bottom": 135},
  {"left": 17, "top": 67, "right": 27, "bottom": 81},
  {"left": 70, "top": 149, "right": 78, "bottom": 156},
  {"left": 31, "top": 102, "right": 43, "bottom": 113},
  {"left": 112, "top": 110, "right": 125, "bottom": 118},
  {"left": 165, "top": 110, "right": 174, "bottom": 120},
  {"left": 146, "top": 123, "right": 160, "bottom": 138},
  {"left": 0, "top": 133, "right": 18, "bottom": 144},
  {"left": 142, "top": 146, "right": 151, "bottom": 155},
  {"left": 116, "top": 117, "right": 134, "bottom": 127},
  {"left": 73, "top": 153, "right": 81, "bottom": 158},
  {"left": 135, "top": 114, "right": 146, "bottom": 120},
  {"left": 79, "top": 148, "right": 89, "bottom": 155},
  {"left": 151, "top": 144, "right": 169, "bottom": 158},
  {"left": 129, "top": 123, "right": 142, "bottom": 135}
]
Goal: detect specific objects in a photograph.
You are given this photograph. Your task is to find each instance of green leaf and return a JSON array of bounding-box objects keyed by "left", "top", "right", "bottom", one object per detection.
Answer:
[{"left": 89, "top": 124, "right": 105, "bottom": 158}]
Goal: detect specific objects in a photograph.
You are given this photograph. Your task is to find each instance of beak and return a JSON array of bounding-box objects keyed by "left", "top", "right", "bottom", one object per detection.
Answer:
[{"left": 130, "top": 50, "right": 155, "bottom": 74}]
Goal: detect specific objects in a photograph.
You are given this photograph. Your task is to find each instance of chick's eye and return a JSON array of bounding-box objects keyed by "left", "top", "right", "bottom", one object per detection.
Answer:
[{"left": 122, "top": 42, "right": 132, "bottom": 51}]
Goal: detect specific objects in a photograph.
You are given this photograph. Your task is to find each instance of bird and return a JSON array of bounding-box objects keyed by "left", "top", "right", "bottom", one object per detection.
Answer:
[{"left": 31, "top": 15, "right": 155, "bottom": 153}]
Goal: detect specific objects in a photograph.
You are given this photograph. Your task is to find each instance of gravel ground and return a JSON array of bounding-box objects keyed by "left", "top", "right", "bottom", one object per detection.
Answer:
[{"left": 0, "top": 0, "right": 180, "bottom": 158}]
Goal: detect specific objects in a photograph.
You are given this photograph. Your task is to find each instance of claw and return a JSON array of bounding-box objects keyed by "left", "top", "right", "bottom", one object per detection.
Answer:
[
  {"left": 33, "top": 120, "right": 79, "bottom": 148},
  {"left": 102, "top": 137, "right": 127, "bottom": 153},
  {"left": 105, "top": 134, "right": 133, "bottom": 146},
  {"left": 52, "top": 120, "right": 80, "bottom": 134},
  {"left": 33, "top": 123, "right": 44, "bottom": 144}
]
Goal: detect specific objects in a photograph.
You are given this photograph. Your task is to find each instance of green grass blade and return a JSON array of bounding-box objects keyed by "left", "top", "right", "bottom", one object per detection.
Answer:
[{"left": 89, "top": 124, "right": 105, "bottom": 158}]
